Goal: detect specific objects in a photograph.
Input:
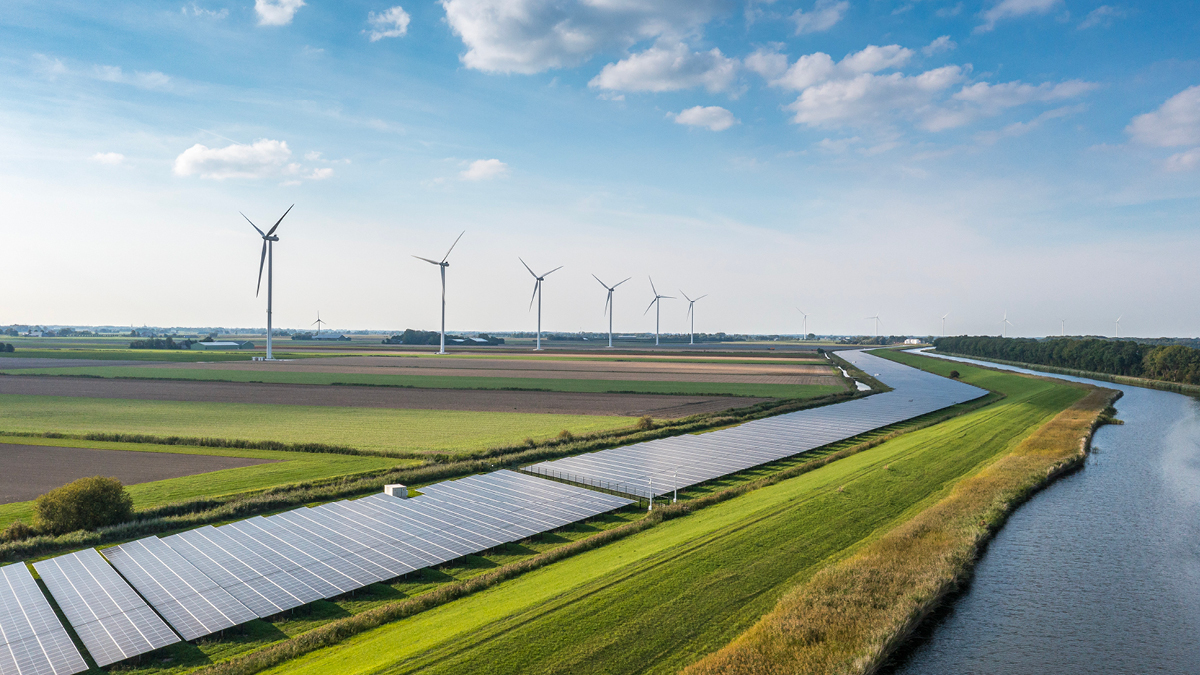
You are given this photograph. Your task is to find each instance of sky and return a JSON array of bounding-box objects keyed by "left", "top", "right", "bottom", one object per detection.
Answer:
[{"left": 2, "top": 0, "right": 1198, "bottom": 338}]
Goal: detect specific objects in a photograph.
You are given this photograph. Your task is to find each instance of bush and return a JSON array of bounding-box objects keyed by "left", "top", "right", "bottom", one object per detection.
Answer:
[
  {"left": 557, "top": 429, "right": 575, "bottom": 443},
  {"left": 636, "top": 415, "right": 655, "bottom": 430},
  {"left": 1, "top": 520, "right": 36, "bottom": 543},
  {"left": 949, "top": 370, "right": 961, "bottom": 379},
  {"left": 34, "top": 477, "right": 134, "bottom": 535}
]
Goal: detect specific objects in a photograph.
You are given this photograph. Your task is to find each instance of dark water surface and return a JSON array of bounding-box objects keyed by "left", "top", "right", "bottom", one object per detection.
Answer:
[{"left": 887, "top": 352, "right": 1200, "bottom": 675}]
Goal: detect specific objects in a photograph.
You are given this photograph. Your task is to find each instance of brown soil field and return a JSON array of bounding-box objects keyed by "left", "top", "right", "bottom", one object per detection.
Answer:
[
  {"left": 0, "top": 358, "right": 153, "bottom": 369},
  {"left": 0, "top": 443, "right": 273, "bottom": 505},
  {"left": 0, "top": 376, "right": 768, "bottom": 418}
]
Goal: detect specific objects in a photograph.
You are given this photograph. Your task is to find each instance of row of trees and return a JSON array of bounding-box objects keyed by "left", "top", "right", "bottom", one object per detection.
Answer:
[
  {"left": 0, "top": 343, "right": 13, "bottom": 352},
  {"left": 933, "top": 336, "right": 1200, "bottom": 385},
  {"left": 382, "top": 329, "right": 505, "bottom": 345},
  {"left": 129, "top": 336, "right": 195, "bottom": 350}
]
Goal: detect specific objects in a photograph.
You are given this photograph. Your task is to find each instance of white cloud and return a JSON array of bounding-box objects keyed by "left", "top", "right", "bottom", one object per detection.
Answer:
[
  {"left": 1165, "top": 148, "right": 1200, "bottom": 172},
  {"left": 976, "top": 0, "right": 1061, "bottom": 33},
  {"left": 90, "top": 152, "right": 125, "bottom": 165},
  {"left": 789, "top": 66, "right": 966, "bottom": 128},
  {"left": 94, "top": 65, "right": 171, "bottom": 90},
  {"left": 791, "top": 0, "right": 849, "bottom": 35},
  {"left": 439, "top": 0, "right": 725, "bottom": 74},
  {"left": 974, "top": 104, "right": 1083, "bottom": 144},
  {"left": 182, "top": 4, "right": 229, "bottom": 18},
  {"left": 744, "top": 46, "right": 789, "bottom": 80},
  {"left": 766, "top": 45, "right": 913, "bottom": 92},
  {"left": 672, "top": 105, "right": 738, "bottom": 131},
  {"left": 1127, "top": 86, "right": 1200, "bottom": 148},
  {"left": 460, "top": 158, "right": 508, "bottom": 180},
  {"left": 367, "top": 6, "right": 411, "bottom": 41},
  {"left": 936, "top": 3, "right": 963, "bottom": 17},
  {"left": 173, "top": 139, "right": 294, "bottom": 180},
  {"left": 952, "top": 79, "right": 1098, "bottom": 112},
  {"left": 922, "top": 35, "right": 957, "bottom": 56},
  {"left": 256, "top": 0, "right": 305, "bottom": 26},
  {"left": 309, "top": 167, "right": 334, "bottom": 180},
  {"left": 589, "top": 42, "right": 738, "bottom": 93},
  {"left": 1078, "top": 5, "right": 1123, "bottom": 29}
]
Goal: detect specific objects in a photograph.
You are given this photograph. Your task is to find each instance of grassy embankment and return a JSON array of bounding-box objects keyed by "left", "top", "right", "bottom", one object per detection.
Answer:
[
  {"left": 0, "top": 437, "right": 409, "bottom": 530},
  {"left": 206, "top": 355, "right": 1087, "bottom": 675},
  {"left": 0, "top": 365, "right": 841, "bottom": 399},
  {"left": 933, "top": 348, "right": 1200, "bottom": 396},
  {"left": 683, "top": 349, "right": 1115, "bottom": 675}
]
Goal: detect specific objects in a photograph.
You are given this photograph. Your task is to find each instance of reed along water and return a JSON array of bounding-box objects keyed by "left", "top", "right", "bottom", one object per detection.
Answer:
[{"left": 887, "top": 352, "right": 1200, "bottom": 674}]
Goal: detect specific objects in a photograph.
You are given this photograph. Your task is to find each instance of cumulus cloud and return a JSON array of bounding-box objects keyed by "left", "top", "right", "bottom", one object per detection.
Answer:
[
  {"left": 791, "top": 0, "right": 849, "bottom": 35},
  {"left": 256, "top": 0, "right": 305, "bottom": 26},
  {"left": 764, "top": 45, "right": 913, "bottom": 92},
  {"left": 439, "top": 0, "right": 725, "bottom": 74},
  {"left": 1078, "top": 5, "right": 1124, "bottom": 29},
  {"left": 1165, "top": 148, "right": 1200, "bottom": 172},
  {"left": 589, "top": 42, "right": 738, "bottom": 93},
  {"left": 367, "top": 6, "right": 411, "bottom": 41},
  {"left": 172, "top": 139, "right": 330, "bottom": 180},
  {"left": 744, "top": 46, "right": 789, "bottom": 80},
  {"left": 1127, "top": 86, "right": 1200, "bottom": 148},
  {"left": 921, "top": 35, "right": 957, "bottom": 56},
  {"left": 976, "top": 0, "right": 1061, "bottom": 33},
  {"left": 672, "top": 105, "right": 738, "bottom": 131},
  {"left": 182, "top": 4, "right": 229, "bottom": 18},
  {"left": 789, "top": 66, "right": 965, "bottom": 128},
  {"left": 90, "top": 152, "right": 125, "bottom": 165},
  {"left": 94, "top": 65, "right": 171, "bottom": 89},
  {"left": 460, "top": 158, "right": 508, "bottom": 180}
]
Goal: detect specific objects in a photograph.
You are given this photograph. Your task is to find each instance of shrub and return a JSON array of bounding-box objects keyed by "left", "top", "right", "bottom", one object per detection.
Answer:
[
  {"left": 635, "top": 415, "right": 655, "bottom": 430},
  {"left": 1, "top": 520, "right": 36, "bottom": 543},
  {"left": 34, "top": 477, "right": 134, "bottom": 535},
  {"left": 557, "top": 430, "right": 575, "bottom": 443},
  {"left": 949, "top": 370, "right": 961, "bottom": 379}
]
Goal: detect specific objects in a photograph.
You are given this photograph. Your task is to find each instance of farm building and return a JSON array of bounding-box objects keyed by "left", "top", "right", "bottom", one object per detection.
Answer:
[{"left": 192, "top": 341, "right": 255, "bottom": 350}]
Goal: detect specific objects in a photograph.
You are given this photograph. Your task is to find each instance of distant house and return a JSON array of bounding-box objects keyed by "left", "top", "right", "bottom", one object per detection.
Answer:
[
  {"left": 21, "top": 331, "right": 43, "bottom": 338},
  {"left": 193, "top": 341, "right": 254, "bottom": 350},
  {"left": 904, "top": 338, "right": 923, "bottom": 345}
]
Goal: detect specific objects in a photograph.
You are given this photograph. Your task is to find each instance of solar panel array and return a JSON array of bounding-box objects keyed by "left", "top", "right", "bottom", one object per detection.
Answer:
[
  {"left": 0, "top": 563, "right": 87, "bottom": 675},
  {"left": 32, "top": 549, "right": 178, "bottom": 668},
  {"left": 524, "top": 350, "right": 988, "bottom": 498}
]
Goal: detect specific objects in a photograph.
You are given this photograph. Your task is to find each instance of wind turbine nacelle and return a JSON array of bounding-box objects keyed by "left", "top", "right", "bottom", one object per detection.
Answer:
[{"left": 265, "top": 235, "right": 279, "bottom": 242}]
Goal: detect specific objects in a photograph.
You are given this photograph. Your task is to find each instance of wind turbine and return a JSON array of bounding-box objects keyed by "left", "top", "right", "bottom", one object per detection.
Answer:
[
  {"left": 866, "top": 315, "right": 882, "bottom": 338},
  {"left": 1061, "top": 318, "right": 1066, "bottom": 337},
  {"left": 521, "top": 258, "right": 562, "bottom": 351},
  {"left": 797, "top": 308, "right": 809, "bottom": 339},
  {"left": 941, "top": 311, "right": 950, "bottom": 337},
  {"left": 243, "top": 204, "right": 293, "bottom": 361},
  {"left": 1002, "top": 311, "right": 1014, "bottom": 338},
  {"left": 413, "top": 231, "right": 465, "bottom": 355},
  {"left": 593, "top": 275, "right": 631, "bottom": 348},
  {"left": 681, "top": 291, "right": 707, "bottom": 345},
  {"left": 312, "top": 311, "right": 325, "bottom": 336},
  {"left": 1115, "top": 316, "right": 1122, "bottom": 338},
  {"left": 644, "top": 277, "right": 674, "bottom": 346}
]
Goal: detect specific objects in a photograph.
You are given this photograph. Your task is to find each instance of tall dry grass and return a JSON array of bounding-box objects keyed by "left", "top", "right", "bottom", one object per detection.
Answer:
[{"left": 683, "top": 386, "right": 1118, "bottom": 675}]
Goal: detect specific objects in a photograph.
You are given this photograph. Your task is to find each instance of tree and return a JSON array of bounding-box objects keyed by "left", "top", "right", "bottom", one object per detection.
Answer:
[{"left": 34, "top": 476, "right": 134, "bottom": 534}]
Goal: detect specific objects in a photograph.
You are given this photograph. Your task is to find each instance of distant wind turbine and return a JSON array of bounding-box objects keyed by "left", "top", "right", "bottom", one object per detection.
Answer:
[
  {"left": 1115, "top": 315, "right": 1122, "bottom": 338},
  {"left": 797, "top": 308, "right": 809, "bottom": 339},
  {"left": 413, "top": 231, "right": 465, "bottom": 355},
  {"left": 941, "top": 311, "right": 950, "bottom": 337},
  {"left": 1061, "top": 318, "right": 1066, "bottom": 337},
  {"left": 312, "top": 311, "right": 325, "bottom": 336},
  {"left": 593, "top": 274, "right": 631, "bottom": 348},
  {"left": 521, "top": 258, "right": 562, "bottom": 351},
  {"left": 866, "top": 315, "right": 882, "bottom": 338},
  {"left": 644, "top": 277, "right": 674, "bottom": 346},
  {"left": 1002, "top": 311, "right": 1014, "bottom": 338},
  {"left": 681, "top": 291, "right": 707, "bottom": 345},
  {"left": 243, "top": 204, "right": 293, "bottom": 361}
]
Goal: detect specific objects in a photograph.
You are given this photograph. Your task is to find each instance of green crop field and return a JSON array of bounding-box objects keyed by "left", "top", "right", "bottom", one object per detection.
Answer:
[
  {"left": 260, "top": 355, "right": 1084, "bottom": 675},
  {"left": 0, "top": 348, "right": 316, "bottom": 362},
  {"left": 0, "top": 367, "right": 843, "bottom": 398},
  {"left": 0, "top": 436, "right": 408, "bottom": 529},
  {"left": 0, "top": 395, "right": 635, "bottom": 456}
]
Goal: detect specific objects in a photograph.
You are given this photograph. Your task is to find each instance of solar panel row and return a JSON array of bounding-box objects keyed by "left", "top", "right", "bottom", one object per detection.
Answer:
[
  {"left": 0, "top": 563, "right": 87, "bottom": 675},
  {"left": 524, "top": 350, "right": 988, "bottom": 498}
]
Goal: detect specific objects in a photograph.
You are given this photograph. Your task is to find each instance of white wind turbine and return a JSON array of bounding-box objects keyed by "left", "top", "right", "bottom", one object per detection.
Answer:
[
  {"left": 243, "top": 204, "right": 293, "bottom": 361},
  {"left": 941, "top": 311, "right": 950, "bottom": 337},
  {"left": 866, "top": 315, "right": 882, "bottom": 338},
  {"left": 1115, "top": 315, "right": 1122, "bottom": 338},
  {"left": 1060, "top": 318, "right": 1066, "bottom": 337},
  {"left": 797, "top": 308, "right": 809, "bottom": 339},
  {"left": 593, "top": 275, "right": 631, "bottom": 348},
  {"left": 1002, "top": 311, "right": 1014, "bottom": 337},
  {"left": 521, "top": 258, "right": 562, "bottom": 351},
  {"left": 681, "top": 291, "right": 707, "bottom": 345},
  {"left": 413, "top": 231, "right": 465, "bottom": 355},
  {"left": 644, "top": 277, "right": 674, "bottom": 346},
  {"left": 312, "top": 311, "right": 325, "bottom": 336}
]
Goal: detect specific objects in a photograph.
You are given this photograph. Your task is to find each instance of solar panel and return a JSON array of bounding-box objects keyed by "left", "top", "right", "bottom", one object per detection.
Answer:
[
  {"left": 104, "top": 537, "right": 257, "bottom": 641},
  {"left": 0, "top": 563, "right": 88, "bottom": 675},
  {"left": 221, "top": 519, "right": 362, "bottom": 597},
  {"left": 524, "top": 350, "right": 987, "bottom": 498},
  {"left": 32, "top": 549, "right": 178, "bottom": 667}
]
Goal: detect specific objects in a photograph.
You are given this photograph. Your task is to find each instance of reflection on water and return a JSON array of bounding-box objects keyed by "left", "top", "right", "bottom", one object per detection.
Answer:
[{"left": 887, "top": 353, "right": 1200, "bottom": 675}]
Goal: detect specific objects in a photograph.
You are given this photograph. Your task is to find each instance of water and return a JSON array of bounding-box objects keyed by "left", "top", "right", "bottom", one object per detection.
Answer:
[{"left": 888, "top": 352, "right": 1200, "bottom": 675}]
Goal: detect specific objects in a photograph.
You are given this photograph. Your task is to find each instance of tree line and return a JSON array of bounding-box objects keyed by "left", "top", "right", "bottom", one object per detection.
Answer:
[
  {"left": 129, "top": 336, "right": 195, "bottom": 350},
  {"left": 934, "top": 336, "right": 1200, "bottom": 385}
]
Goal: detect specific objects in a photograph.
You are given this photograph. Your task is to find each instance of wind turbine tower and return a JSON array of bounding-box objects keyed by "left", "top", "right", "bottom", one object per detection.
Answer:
[
  {"left": 413, "top": 231, "right": 465, "bottom": 355},
  {"left": 1115, "top": 316, "right": 1122, "bottom": 338},
  {"left": 1061, "top": 318, "right": 1066, "bottom": 337},
  {"left": 681, "top": 291, "right": 707, "bottom": 345},
  {"left": 521, "top": 258, "right": 562, "bottom": 351},
  {"left": 1002, "top": 311, "right": 1013, "bottom": 338},
  {"left": 593, "top": 275, "right": 630, "bottom": 348},
  {"left": 797, "top": 308, "right": 809, "bottom": 339},
  {"left": 644, "top": 278, "right": 674, "bottom": 346},
  {"left": 866, "top": 315, "right": 881, "bottom": 338},
  {"left": 312, "top": 311, "right": 325, "bottom": 336},
  {"left": 243, "top": 204, "right": 293, "bottom": 361},
  {"left": 941, "top": 311, "right": 950, "bottom": 337}
]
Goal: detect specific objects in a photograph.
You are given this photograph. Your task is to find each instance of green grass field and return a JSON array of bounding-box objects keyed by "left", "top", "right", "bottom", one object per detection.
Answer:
[
  {"left": 0, "top": 436, "right": 409, "bottom": 529},
  {"left": 0, "top": 367, "right": 843, "bottom": 398},
  {"left": 0, "top": 395, "right": 635, "bottom": 456},
  {"left": 261, "top": 356, "right": 1084, "bottom": 675},
  {"left": 0, "top": 348, "right": 285, "bottom": 362}
]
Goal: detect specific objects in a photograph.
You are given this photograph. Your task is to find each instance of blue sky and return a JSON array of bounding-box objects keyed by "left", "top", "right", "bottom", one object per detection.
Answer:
[{"left": 2, "top": 0, "right": 1198, "bottom": 337}]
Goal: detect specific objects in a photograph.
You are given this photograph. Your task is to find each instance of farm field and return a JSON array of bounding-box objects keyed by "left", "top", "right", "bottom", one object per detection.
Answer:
[
  {"left": 256, "top": 356, "right": 1085, "bottom": 675},
  {"left": 0, "top": 436, "right": 407, "bottom": 529},
  {"left": 0, "top": 394, "right": 636, "bottom": 456}
]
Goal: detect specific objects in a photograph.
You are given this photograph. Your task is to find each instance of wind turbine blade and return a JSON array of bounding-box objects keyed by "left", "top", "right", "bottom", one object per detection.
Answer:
[
  {"left": 441, "top": 230, "right": 465, "bottom": 263},
  {"left": 644, "top": 297, "right": 657, "bottom": 315},
  {"left": 593, "top": 274, "right": 609, "bottom": 289},
  {"left": 242, "top": 213, "right": 266, "bottom": 237},
  {"left": 661, "top": 295, "right": 675, "bottom": 300},
  {"left": 614, "top": 277, "right": 631, "bottom": 288},
  {"left": 266, "top": 204, "right": 293, "bottom": 236},
  {"left": 603, "top": 292, "right": 611, "bottom": 316},
  {"left": 543, "top": 266, "right": 563, "bottom": 276},
  {"left": 648, "top": 276, "right": 658, "bottom": 297},
  {"left": 412, "top": 255, "right": 442, "bottom": 265},
  {"left": 529, "top": 280, "right": 539, "bottom": 310},
  {"left": 1116, "top": 315, "right": 1122, "bottom": 322},
  {"left": 695, "top": 294, "right": 707, "bottom": 301},
  {"left": 686, "top": 304, "right": 692, "bottom": 319},
  {"left": 256, "top": 241, "right": 267, "bottom": 297},
  {"left": 519, "top": 257, "right": 537, "bottom": 279},
  {"left": 680, "top": 291, "right": 692, "bottom": 302}
]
